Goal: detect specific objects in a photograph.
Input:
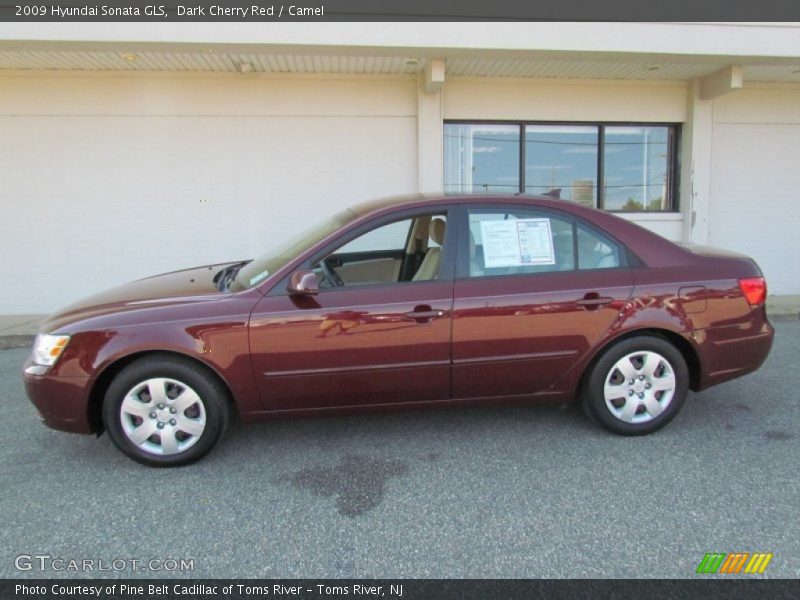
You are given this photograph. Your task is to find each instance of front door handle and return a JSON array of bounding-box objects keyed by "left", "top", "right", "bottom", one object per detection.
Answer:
[
  {"left": 576, "top": 294, "right": 614, "bottom": 309},
  {"left": 403, "top": 305, "right": 446, "bottom": 321}
]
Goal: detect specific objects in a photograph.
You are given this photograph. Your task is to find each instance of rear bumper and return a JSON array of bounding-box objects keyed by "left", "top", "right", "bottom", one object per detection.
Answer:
[
  {"left": 695, "top": 317, "right": 774, "bottom": 390},
  {"left": 23, "top": 360, "right": 93, "bottom": 434}
]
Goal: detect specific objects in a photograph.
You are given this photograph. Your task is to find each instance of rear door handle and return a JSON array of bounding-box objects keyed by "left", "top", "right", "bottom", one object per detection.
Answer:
[{"left": 576, "top": 295, "right": 614, "bottom": 308}]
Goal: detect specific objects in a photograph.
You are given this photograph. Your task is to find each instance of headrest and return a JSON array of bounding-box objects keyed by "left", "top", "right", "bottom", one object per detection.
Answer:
[{"left": 429, "top": 218, "right": 446, "bottom": 246}]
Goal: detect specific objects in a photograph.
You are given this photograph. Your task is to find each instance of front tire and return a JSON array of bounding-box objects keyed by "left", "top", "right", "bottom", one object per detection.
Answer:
[
  {"left": 103, "top": 355, "right": 229, "bottom": 467},
  {"left": 582, "top": 336, "right": 689, "bottom": 435}
]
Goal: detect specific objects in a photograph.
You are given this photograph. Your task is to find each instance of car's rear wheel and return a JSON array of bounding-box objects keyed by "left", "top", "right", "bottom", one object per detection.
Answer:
[
  {"left": 103, "top": 355, "right": 229, "bottom": 467},
  {"left": 582, "top": 336, "right": 689, "bottom": 435}
]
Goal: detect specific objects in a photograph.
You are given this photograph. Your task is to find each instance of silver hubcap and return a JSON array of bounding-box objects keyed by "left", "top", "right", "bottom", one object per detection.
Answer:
[
  {"left": 120, "top": 378, "right": 206, "bottom": 456},
  {"left": 603, "top": 350, "right": 676, "bottom": 424}
]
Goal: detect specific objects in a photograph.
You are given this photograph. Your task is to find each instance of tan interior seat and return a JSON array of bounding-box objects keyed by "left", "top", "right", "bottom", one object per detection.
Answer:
[{"left": 412, "top": 218, "right": 446, "bottom": 281}]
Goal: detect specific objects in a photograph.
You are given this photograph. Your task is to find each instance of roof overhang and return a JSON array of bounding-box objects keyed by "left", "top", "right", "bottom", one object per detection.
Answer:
[{"left": 1, "top": 23, "right": 798, "bottom": 83}]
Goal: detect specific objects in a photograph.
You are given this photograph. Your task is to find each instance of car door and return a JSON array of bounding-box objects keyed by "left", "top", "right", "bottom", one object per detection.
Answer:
[
  {"left": 248, "top": 207, "right": 456, "bottom": 411},
  {"left": 451, "top": 203, "right": 635, "bottom": 400}
]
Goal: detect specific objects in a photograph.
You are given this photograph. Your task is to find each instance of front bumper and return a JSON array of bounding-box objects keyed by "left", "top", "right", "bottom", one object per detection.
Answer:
[{"left": 23, "top": 359, "right": 93, "bottom": 434}]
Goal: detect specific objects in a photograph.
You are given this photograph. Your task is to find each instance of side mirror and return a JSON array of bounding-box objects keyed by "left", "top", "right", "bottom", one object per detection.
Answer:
[{"left": 287, "top": 270, "right": 319, "bottom": 296}]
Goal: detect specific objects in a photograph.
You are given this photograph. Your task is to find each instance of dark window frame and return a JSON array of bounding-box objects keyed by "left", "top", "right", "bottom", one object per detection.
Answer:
[
  {"left": 266, "top": 205, "right": 459, "bottom": 295},
  {"left": 444, "top": 120, "right": 681, "bottom": 213}
]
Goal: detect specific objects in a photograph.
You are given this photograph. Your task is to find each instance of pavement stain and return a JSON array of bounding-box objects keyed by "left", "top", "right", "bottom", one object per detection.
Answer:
[
  {"left": 279, "top": 455, "right": 409, "bottom": 518},
  {"left": 763, "top": 430, "right": 795, "bottom": 441}
]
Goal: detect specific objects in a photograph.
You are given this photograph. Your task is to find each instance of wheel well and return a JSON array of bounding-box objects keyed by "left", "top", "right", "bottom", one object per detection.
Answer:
[
  {"left": 579, "top": 328, "right": 702, "bottom": 396},
  {"left": 87, "top": 350, "right": 238, "bottom": 434}
]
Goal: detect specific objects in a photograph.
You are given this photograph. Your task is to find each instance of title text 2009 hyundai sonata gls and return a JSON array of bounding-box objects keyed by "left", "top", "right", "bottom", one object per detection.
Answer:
[{"left": 24, "top": 194, "right": 774, "bottom": 466}]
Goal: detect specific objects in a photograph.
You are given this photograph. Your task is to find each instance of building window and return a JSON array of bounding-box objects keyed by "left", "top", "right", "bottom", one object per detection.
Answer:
[
  {"left": 525, "top": 125, "right": 599, "bottom": 206},
  {"left": 443, "top": 124, "right": 520, "bottom": 194},
  {"left": 444, "top": 121, "right": 679, "bottom": 212},
  {"left": 602, "top": 126, "right": 673, "bottom": 211}
]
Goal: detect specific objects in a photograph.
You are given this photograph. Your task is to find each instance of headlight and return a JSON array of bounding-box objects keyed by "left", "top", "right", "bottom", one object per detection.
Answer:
[{"left": 32, "top": 333, "right": 71, "bottom": 366}]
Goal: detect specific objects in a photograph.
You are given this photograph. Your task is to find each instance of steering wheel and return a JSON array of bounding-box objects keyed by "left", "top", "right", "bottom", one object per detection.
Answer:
[{"left": 319, "top": 258, "right": 345, "bottom": 287}]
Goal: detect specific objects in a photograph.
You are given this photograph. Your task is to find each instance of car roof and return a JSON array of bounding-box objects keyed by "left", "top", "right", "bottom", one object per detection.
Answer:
[{"left": 350, "top": 192, "right": 618, "bottom": 215}]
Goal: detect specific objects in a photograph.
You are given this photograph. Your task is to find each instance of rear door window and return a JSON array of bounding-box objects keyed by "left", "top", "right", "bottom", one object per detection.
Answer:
[
  {"left": 464, "top": 207, "right": 575, "bottom": 278},
  {"left": 460, "top": 205, "right": 627, "bottom": 278}
]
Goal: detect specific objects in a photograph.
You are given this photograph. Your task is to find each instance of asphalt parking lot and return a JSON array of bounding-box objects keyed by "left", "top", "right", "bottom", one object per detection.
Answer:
[{"left": 1, "top": 322, "right": 798, "bottom": 579}]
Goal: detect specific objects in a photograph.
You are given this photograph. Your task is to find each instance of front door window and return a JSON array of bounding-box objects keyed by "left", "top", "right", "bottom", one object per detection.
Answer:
[{"left": 312, "top": 213, "right": 448, "bottom": 288}]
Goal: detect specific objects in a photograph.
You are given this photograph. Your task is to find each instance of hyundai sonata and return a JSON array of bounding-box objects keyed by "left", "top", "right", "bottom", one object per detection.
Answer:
[{"left": 23, "top": 194, "right": 774, "bottom": 466}]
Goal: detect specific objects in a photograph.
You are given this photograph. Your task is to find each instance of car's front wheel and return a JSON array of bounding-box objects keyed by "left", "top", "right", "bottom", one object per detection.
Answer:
[
  {"left": 103, "top": 355, "right": 229, "bottom": 467},
  {"left": 582, "top": 336, "right": 689, "bottom": 435}
]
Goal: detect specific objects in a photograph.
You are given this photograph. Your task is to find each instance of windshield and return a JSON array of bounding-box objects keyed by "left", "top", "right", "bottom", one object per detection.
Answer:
[{"left": 230, "top": 208, "right": 358, "bottom": 292}]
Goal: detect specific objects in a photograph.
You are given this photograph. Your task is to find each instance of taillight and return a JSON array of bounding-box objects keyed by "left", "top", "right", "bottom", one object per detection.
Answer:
[{"left": 738, "top": 277, "right": 767, "bottom": 306}]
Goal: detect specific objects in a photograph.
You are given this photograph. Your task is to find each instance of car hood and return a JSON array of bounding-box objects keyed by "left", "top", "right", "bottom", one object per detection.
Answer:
[{"left": 41, "top": 262, "right": 239, "bottom": 333}]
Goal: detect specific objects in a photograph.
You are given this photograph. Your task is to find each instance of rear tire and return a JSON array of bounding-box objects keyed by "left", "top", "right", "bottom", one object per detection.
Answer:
[
  {"left": 582, "top": 336, "right": 689, "bottom": 435},
  {"left": 103, "top": 355, "right": 229, "bottom": 467}
]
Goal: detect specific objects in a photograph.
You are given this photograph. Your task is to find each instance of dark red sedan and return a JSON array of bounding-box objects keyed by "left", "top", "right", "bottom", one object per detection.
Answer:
[{"left": 24, "top": 194, "right": 774, "bottom": 466}]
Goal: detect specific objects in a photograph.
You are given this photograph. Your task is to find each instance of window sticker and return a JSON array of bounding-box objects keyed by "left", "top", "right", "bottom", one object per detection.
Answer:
[
  {"left": 479, "top": 218, "right": 555, "bottom": 268},
  {"left": 516, "top": 219, "right": 555, "bottom": 265},
  {"left": 249, "top": 270, "right": 269, "bottom": 286}
]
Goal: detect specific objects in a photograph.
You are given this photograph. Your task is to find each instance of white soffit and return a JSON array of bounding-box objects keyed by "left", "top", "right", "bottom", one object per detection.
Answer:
[
  {"left": 0, "top": 50, "right": 798, "bottom": 83},
  {"left": 0, "top": 51, "right": 427, "bottom": 74}
]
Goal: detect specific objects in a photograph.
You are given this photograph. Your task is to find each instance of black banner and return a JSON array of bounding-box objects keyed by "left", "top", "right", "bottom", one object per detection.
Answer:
[
  {"left": 4, "top": 579, "right": 800, "bottom": 600},
  {"left": 2, "top": 0, "right": 800, "bottom": 21}
]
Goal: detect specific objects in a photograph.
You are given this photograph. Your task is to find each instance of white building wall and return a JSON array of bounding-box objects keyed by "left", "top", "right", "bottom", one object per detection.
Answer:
[
  {"left": 1, "top": 67, "right": 798, "bottom": 313},
  {"left": 709, "top": 86, "right": 800, "bottom": 295},
  {"left": 443, "top": 78, "right": 688, "bottom": 122},
  {"left": 0, "top": 72, "right": 419, "bottom": 313}
]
